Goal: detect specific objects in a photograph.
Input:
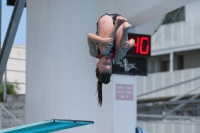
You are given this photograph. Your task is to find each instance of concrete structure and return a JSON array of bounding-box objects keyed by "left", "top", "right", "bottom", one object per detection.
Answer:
[
  {"left": 137, "top": 1, "right": 200, "bottom": 133},
  {"left": 137, "top": 0, "right": 200, "bottom": 100},
  {"left": 96, "top": 75, "right": 136, "bottom": 133},
  {"left": 25, "top": 1, "right": 137, "bottom": 132}
]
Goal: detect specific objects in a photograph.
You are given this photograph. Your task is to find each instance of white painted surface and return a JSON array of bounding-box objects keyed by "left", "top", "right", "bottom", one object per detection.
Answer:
[
  {"left": 96, "top": 74, "right": 136, "bottom": 133},
  {"left": 113, "top": 75, "right": 136, "bottom": 133},
  {"left": 185, "top": 0, "right": 200, "bottom": 21},
  {"left": 115, "top": 0, "right": 196, "bottom": 26},
  {"left": 26, "top": 0, "right": 137, "bottom": 133},
  {"left": 135, "top": 17, "right": 164, "bottom": 35},
  {"left": 26, "top": 1, "right": 98, "bottom": 132}
]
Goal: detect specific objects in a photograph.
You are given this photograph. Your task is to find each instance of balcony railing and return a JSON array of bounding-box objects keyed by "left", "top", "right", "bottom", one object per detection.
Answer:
[
  {"left": 137, "top": 67, "right": 200, "bottom": 99},
  {"left": 151, "top": 20, "right": 200, "bottom": 51}
]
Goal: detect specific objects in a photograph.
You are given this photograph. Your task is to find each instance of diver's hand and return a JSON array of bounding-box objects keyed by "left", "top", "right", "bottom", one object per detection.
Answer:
[{"left": 101, "top": 37, "right": 113, "bottom": 47}]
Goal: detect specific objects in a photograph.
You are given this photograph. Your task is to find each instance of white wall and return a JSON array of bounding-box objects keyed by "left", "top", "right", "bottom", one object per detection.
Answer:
[
  {"left": 26, "top": 0, "right": 138, "bottom": 132},
  {"left": 96, "top": 74, "right": 136, "bottom": 133},
  {"left": 26, "top": 1, "right": 98, "bottom": 132},
  {"left": 185, "top": 0, "right": 200, "bottom": 21},
  {"left": 113, "top": 75, "right": 136, "bottom": 133},
  {"left": 115, "top": 0, "right": 195, "bottom": 26},
  {"left": 26, "top": 0, "right": 136, "bottom": 133}
]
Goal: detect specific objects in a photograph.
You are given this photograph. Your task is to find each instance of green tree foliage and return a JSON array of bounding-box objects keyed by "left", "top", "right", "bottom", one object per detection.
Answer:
[{"left": 0, "top": 82, "right": 19, "bottom": 102}]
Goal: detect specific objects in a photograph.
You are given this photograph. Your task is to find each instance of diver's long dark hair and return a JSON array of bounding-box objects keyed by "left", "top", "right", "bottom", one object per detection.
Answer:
[{"left": 96, "top": 68, "right": 111, "bottom": 106}]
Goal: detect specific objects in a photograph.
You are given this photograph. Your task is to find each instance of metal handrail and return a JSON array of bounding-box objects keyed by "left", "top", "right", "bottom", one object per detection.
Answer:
[
  {"left": 164, "top": 92, "right": 200, "bottom": 116},
  {"left": 170, "top": 86, "right": 200, "bottom": 101}
]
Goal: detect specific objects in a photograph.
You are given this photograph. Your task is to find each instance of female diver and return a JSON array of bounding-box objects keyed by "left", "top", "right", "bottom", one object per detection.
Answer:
[{"left": 87, "top": 13, "right": 135, "bottom": 106}]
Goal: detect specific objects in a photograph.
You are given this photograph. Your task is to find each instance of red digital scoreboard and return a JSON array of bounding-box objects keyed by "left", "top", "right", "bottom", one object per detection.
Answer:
[{"left": 127, "top": 33, "right": 151, "bottom": 57}]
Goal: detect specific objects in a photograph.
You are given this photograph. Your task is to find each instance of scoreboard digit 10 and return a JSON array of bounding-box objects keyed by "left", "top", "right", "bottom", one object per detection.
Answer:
[{"left": 127, "top": 33, "right": 151, "bottom": 57}]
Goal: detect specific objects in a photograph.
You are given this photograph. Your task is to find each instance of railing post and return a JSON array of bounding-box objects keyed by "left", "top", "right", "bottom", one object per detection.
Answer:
[{"left": 170, "top": 52, "right": 174, "bottom": 73}]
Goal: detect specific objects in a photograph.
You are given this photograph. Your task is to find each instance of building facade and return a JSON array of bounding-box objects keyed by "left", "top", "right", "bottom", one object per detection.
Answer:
[
  {"left": 137, "top": 1, "right": 200, "bottom": 133},
  {"left": 6, "top": 45, "right": 26, "bottom": 94}
]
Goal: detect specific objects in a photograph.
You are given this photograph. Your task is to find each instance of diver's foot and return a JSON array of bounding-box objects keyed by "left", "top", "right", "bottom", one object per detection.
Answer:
[
  {"left": 115, "top": 16, "right": 127, "bottom": 26},
  {"left": 123, "top": 22, "right": 132, "bottom": 31}
]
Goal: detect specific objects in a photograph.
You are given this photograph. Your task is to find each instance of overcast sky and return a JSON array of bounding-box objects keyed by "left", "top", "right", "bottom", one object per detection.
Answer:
[{"left": 1, "top": 0, "right": 26, "bottom": 45}]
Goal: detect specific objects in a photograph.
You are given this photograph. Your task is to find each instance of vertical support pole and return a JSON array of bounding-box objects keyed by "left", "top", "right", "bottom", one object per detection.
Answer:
[
  {"left": 170, "top": 52, "right": 173, "bottom": 72},
  {"left": 0, "top": 0, "right": 26, "bottom": 83}
]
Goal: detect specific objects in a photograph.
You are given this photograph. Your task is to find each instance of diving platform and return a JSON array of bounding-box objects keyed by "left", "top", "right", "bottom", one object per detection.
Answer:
[{"left": 0, "top": 119, "right": 94, "bottom": 133}]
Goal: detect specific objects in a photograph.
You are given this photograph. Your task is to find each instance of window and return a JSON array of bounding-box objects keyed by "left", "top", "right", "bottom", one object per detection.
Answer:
[{"left": 162, "top": 6, "right": 185, "bottom": 24}]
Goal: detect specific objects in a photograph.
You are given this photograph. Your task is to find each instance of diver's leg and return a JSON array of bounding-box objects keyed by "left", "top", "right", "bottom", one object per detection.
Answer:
[
  {"left": 114, "top": 22, "right": 135, "bottom": 59},
  {"left": 98, "top": 15, "right": 126, "bottom": 55}
]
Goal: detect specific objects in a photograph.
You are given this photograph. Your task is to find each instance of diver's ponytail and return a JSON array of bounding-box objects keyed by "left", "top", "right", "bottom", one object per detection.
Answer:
[
  {"left": 97, "top": 80, "right": 103, "bottom": 106},
  {"left": 95, "top": 67, "right": 111, "bottom": 106}
]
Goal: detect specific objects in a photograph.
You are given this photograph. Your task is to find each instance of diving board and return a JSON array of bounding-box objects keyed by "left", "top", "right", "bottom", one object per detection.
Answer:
[{"left": 0, "top": 119, "right": 94, "bottom": 133}]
